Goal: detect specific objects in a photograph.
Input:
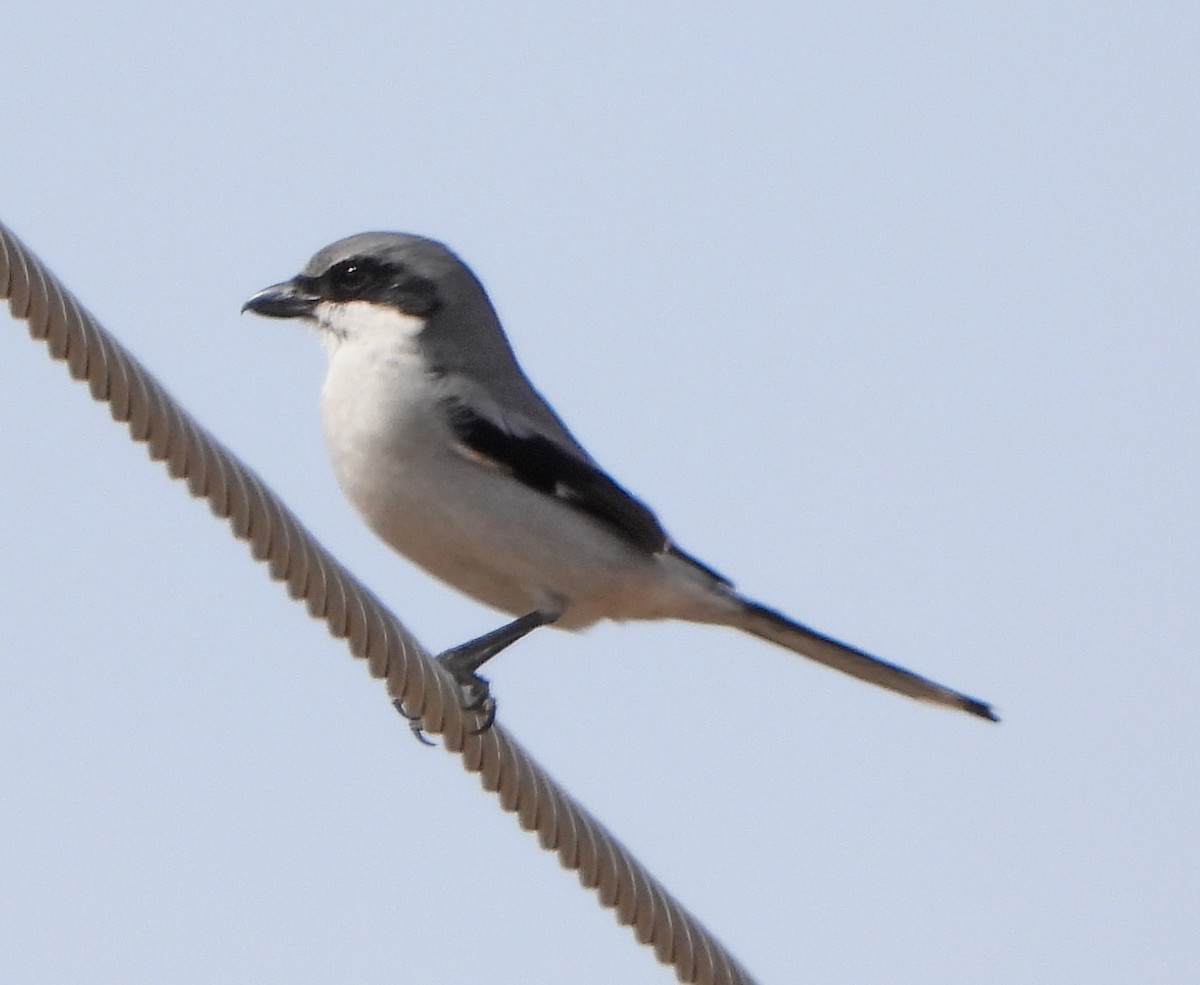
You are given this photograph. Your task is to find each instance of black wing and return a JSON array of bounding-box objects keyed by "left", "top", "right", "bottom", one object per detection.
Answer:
[{"left": 440, "top": 389, "right": 668, "bottom": 553}]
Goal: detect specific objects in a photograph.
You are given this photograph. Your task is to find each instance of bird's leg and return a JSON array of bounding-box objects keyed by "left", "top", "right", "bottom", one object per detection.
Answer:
[
  {"left": 440, "top": 609, "right": 558, "bottom": 679},
  {"left": 397, "top": 608, "right": 559, "bottom": 742},
  {"left": 439, "top": 610, "right": 558, "bottom": 729}
]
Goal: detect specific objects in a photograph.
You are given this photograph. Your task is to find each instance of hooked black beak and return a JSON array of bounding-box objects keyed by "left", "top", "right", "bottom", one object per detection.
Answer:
[{"left": 241, "top": 279, "right": 319, "bottom": 319}]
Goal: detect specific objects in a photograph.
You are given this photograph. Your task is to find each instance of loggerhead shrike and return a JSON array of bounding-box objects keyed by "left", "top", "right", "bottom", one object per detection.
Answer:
[{"left": 244, "top": 232, "right": 996, "bottom": 725}]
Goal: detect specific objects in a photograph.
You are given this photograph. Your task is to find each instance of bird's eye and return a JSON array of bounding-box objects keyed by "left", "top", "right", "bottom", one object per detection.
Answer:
[{"left": 326, "top": 260, "right": 374, "bottom": 296}]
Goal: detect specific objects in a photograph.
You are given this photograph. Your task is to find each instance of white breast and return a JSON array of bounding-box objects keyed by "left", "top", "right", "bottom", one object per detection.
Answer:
[{"left": 317, "top": 303, "right": 475, "bottom": 566}]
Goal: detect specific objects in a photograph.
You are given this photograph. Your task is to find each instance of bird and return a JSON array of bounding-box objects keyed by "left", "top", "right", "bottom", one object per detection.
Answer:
[{"left": 243, "top": 232, "right": 997, "bottom": 726}]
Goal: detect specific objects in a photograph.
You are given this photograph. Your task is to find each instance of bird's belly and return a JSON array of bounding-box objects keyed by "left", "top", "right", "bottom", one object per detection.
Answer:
[
  {"left": 319, "top": 353, "right": 687, "bottom": 626},
  {"left": 341, "top": 442, "right": 674, "bottom": 625}
]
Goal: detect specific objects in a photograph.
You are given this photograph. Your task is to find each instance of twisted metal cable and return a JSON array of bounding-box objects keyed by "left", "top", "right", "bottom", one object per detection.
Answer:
[{"left": 1, "top": 220, "right": 758, "bottom": 985}]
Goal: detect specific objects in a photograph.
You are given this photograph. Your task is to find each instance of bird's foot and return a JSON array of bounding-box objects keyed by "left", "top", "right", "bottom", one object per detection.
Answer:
[
  {"left": 394, "top": 609, "right": 558, "bottom": 745},
  {"left": 395, "top": 661, "right": 499, "bottom": 745}
]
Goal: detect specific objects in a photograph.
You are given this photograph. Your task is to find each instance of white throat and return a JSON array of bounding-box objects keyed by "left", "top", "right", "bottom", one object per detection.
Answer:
[{"left": 314, "top": 300, "right": 427, "bottom": 358}]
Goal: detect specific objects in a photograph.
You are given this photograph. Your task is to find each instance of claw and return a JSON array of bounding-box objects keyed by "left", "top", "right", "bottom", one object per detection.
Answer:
[
  {"left": 471, "top": 698, "right": 498, "bottom": 735},
  {"left": 408, "top": 717, "right": 437, "bottom": 746},
  {"left": 393, "top": 609, "right": 556, "bottom": 743},
  {"left": 394, "top": 698, "right": 436, "bottom": 746},
  {"left": 452, "top": 673, "right": 498, "bottom": 735}
]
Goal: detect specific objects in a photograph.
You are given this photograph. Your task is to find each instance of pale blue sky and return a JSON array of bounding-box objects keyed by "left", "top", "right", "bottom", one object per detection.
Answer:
[{"left": 2, "top": 4, "right": 1197, "bottom": 983}]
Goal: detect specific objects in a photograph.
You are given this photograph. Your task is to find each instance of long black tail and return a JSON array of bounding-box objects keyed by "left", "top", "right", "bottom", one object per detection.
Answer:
[{"left": 731, "top": 598, "right": 998, "bottom": 721}]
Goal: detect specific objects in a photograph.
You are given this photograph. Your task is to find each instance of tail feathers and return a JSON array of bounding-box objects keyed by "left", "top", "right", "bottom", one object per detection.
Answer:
[{"left": 733, "top": 599, "right": 998, "bottom": 722}]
